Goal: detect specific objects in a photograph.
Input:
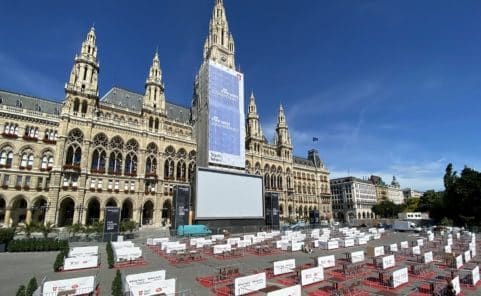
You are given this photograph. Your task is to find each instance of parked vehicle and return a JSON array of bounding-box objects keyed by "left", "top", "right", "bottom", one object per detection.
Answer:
[
  {"left": 176, "top": 224, "right": 212, "bottom": 236},
  {"left": 393, "top": 220, "right": 422, "bottom": 232}
]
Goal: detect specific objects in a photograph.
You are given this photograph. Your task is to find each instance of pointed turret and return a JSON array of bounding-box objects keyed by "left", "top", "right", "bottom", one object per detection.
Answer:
[
  {"left": 276, "top": 103, "right": 291, "bottom": 146},
  {"left": 203, "top": 0, "right": 236, "bottom": 69},
  {"left": 65, "top": 26, "right": 99, "bottom": 97},
  {"left": 143, "top": 51, "right": 166, "bottom": 113},
  {"left": 246, "top": 91, "right": 263, "bottom": 139}
]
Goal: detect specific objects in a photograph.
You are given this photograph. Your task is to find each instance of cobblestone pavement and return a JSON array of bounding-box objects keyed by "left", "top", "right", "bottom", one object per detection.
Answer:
[{"left": 0, "top": 229, "right": 480, "bottom": 295}]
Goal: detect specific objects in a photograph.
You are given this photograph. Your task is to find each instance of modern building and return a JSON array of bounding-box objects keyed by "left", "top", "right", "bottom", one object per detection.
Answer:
[
  {"left": 330, "top": 177, "right": 377, "bottom": 222},
  {"left": 402, "top": 188, "right": 424, "bottom": 200},
  {"left": 0, "top": 0, "right": 331, "bottom": 228}
]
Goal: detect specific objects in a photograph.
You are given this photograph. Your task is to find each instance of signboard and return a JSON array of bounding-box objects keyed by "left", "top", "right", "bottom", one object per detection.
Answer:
[
  {"left": 301, "top": 266, "right": 324, "bottom": 286},
  {"left": 166, "top": 243, "right": 186, "bottom": 254},
  {"left": 63, "top": 256, "right": 98, "bottom": 271},
  {"left": 234, "top": 272, "right": 266, "bottom": 296},
  {"left": 382, "top": 255, "right": 396, "bottom": 270},
  {"left": 147, "top": 238, "right": 169, "bottom": 246},
  {"left": 390, "top": 244, "right": 398, "bottom": 252},
  {"left": 43, "top": 276, "right": 95, "bottom": 296},
  {"left": 412, "top": 246, "right": 421, "bottom": 255},
  {"left": 103, "top": 207, "right": 120, "bottom": 241},
  {"left": 213, "top": 244, "right": 231, "bottom": 254},
  {"left": 211, "top": 234, "right": 225, "bottom": 241},
  {"left": 428, "top": 233, "right": 434, "bottom": 241},
  {"left": 400, "top": 241, "right": 409, "bottom": 249},
  {"left": 423, "top": 251, "right": 433, "bottom": 264},
  {"left": 452, "top": 276, "right": 461, "bottom": 295},
  {"left": 274, "top": 259, "right": 296, "bottom": 275},
  {"left": 445, "top": 245, "right": 452, "bottom": 254},
  {"left": 266, "top": 285, "right": 301, "bottom": 296},
  {"left": 374, "top": 246, "right": 385, "bottom": 257},
  {"left": 317, "top": 255, "right": 335, "bottom": 268},
  {"left": 464, "top": 250, "right": 471, "bottom": 263},
  {"left": 125, "top": 270, "right": 166, "bottom": 288},
  {"left": 129, "top": 278, "right": 175, "bottom": 296},
  {"left": 342, "top": 239, "right": 354, "bottom": 247},
  {"left": 447, "top": 238, "right": 453, "bottom": 246},
  {"left": 417, "top": 238, "right": 424, "bottom": 246},
  {"left": 290, "top": 242, "right": 304, "bottom": 252},
  {"left": 455, "top": 255, "right": 463, "bottom": 269},
  {"left": 68, "top": 246, "right": 98, "bottom": 258},
  {"left": 350, "top": 251, "right": 364, "bottom": 263},
  {"left": 472, "top": 266, "right": 480, "bottom": 286},
  {"left": 207, "top": 61, "right": 245, "bottom": 168},
  {"left": 114, "top": 247, "right": 142, "bottom": 262},
  {"left": 356, "top": 237, "right": 367, "bottom": 245},
  {"left": 392, "top": 267, "right": 409, "bottom": 288}
]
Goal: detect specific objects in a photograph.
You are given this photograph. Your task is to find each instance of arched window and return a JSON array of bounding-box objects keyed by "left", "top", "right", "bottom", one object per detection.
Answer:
[
  {"left": 154, "top": 118, "right": 159, "bottom": 130},
  {"left": 40, "top": 153, "right": 54, "bottom": 170},
  {"left": 108, "top": 150, "right": 122, "bottom": 175},
  {"left": 124, "top": 152, "right": 137, "bottom": 175},
  {"left": 81, "top": 100, "right": 88, "bottom": 114},
  {"left": 0, "top": 146, "right": 13, "bottom": 168},
  {"left": 146, "top": 156, "right": 157, "bottom": 176},
  {"left": 90, "top": 148, "right": 106, "bottom": 172},
  {"left": 64, "top": 129, "right": 83, "bottom": 167},
  {"left": 271, "top": 174, "right": 276, "bottom": 189},
  {"left": 65, "top": 145, "right": 82, "bottom": 166},
  {"left": 188, "top": 162, "right": 196, "bottom": 181},
  {"left": 149, "top": 117, "right": 153, "bottom": 129},
  {"left": 164, "top": 159, "right": 174, "bottom": 179},
  {"left": 176, "top": 161, "right": 186, "bottom": 181},
  {"left": 264, "top": 173, "right": 270, "bottom": 188},
  {"left": 73, "top": 98, "right": 80, "bottom": 112},
  {"left": 278, "top": 175, "right": 283, "bottom": 189}
]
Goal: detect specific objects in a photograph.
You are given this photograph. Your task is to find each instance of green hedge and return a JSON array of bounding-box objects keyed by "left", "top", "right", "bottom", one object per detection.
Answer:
[
  {"left": 0, "top": 228, "right": 15, "bottom": 248},
  {"left": 106, "top": 241, "right": 114, "bottom": 268},
  {"left": 15, "top": 285, "right": 25, "bottom": 296},
  {"left": 53, "top": 249, "right": 68, "bottom": 272},
  {"left": 7, "top": 238, "right": 69, "bottom": 252},
  {"left": 26, "top": 277, "right": 38, "bottom": 296},
  {"left": 112, "top": 269, "right": 123, "bottom": 296}
]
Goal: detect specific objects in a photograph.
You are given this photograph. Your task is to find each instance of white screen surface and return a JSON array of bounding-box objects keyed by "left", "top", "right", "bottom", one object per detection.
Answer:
[{"left": 196, "top": 169, "right": 263, "bottom": 219}]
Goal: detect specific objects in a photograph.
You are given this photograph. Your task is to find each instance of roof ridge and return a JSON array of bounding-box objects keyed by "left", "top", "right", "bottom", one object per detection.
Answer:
[{"left": 0, "top": 88, "right": 62, "bottom": 104}]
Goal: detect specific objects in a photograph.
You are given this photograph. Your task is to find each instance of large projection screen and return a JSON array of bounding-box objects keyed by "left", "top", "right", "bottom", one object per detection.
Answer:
[
  {"left": 207, "top": 61, "right": 245, "bottom": 168},
  {"left": 196, "top": 168, "right": 263, "bottom": 219}
]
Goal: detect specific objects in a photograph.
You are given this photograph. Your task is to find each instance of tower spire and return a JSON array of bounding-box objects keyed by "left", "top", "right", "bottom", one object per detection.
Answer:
[
  {"left": 203, "top": 0, "right": 236, "bottom": 69},
  {"left": 65, "top": 26, "right": 99, "bottom": 97},
  {"left": 276, "top": 103, "right": 291, "bottom": 146},
  {"left": 143, "top": 50, "right": 166, "bottom": 113}
]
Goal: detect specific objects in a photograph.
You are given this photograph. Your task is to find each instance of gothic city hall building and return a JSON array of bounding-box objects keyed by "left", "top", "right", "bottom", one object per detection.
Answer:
[{"left": 0, "top": 0, "right": 332, "bottom": 228}]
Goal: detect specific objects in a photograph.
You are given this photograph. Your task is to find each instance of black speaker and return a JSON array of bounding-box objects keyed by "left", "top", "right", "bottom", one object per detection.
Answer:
[
  {"left": 172, "top": 185, "right": 190, "bottom": 229},
  {"left": 309, "top": 209, "right": 320, "bottom": 226},
  {"left": 265, "top": 192, "right": 280, "bottom": 227}
]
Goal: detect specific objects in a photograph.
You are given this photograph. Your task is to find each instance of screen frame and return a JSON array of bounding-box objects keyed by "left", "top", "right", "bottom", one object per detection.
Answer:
[{"left": 194, "top": 167, "right": 264, "bottom": 220}]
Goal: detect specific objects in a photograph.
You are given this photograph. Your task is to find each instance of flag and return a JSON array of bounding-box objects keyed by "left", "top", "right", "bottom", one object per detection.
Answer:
[{"left": 312, "top": 137, "right": 319, "bottom": 142}]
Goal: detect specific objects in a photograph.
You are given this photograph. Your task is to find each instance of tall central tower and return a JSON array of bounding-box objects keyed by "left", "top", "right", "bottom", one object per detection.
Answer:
[
  {"left": 193, "top": 0, "right": 245, "bottom": 171},
  {"left": 203, "top": 0, "right": 236, "bottom": 69}
]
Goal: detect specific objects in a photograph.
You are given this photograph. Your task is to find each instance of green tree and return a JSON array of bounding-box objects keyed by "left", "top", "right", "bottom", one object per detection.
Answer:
[
  {"left": 16, "top": 285, "right": 26, "bottom": 296},
  {"left": 403, "top": 198, "right": 420, "bottom": 212},
  {"left": 372, "top": 200, "right": 403, "bottom": 218},
  {"left": 18, "top": 222, "right": 38, "bottom": 238},
  {"left": 111, "top": 269, "right": 123, "bottom": 296},
  {"left": 38, "top": 221, "right": 56, "bottom": 239},
  {"left": 26, "top": 277, "right": 38, "bottom": 296}
]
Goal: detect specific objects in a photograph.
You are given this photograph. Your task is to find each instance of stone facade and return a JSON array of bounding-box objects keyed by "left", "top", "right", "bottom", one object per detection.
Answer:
[
  {"left": 0, "top": 0, "right": 331, "bottom": 228},
  {"left": 330, "top": 177, "right": 377, "bottom": 222}
]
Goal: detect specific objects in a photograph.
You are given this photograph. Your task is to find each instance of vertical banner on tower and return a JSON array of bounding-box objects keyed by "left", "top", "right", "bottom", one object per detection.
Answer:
[
  {"left": 103, "top": 207, "right": 120, "bottom": 241},
  {"left": 207, "top": 61, "right": 245, "bottom": 168}
]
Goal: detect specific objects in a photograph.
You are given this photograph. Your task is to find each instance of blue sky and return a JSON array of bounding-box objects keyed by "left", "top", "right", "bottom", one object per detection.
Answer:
[{"left": 1, "top": 1, "right": 481, "bottom": 191}]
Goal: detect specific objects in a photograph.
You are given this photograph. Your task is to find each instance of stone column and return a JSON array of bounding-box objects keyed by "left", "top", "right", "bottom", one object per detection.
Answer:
[
  {"left": 4, "top": 209, "right": 11, "bottom": 227},
  {"left": 25, "top": 209, "right": 32, "bottom": 224},
  {"left": 99, "top": 207, "right": 105, "bottom": 221}
]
